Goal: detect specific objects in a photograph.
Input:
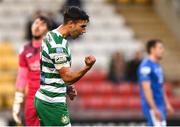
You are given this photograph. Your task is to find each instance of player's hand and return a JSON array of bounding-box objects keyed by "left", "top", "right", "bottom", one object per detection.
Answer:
[
  {"left": 85, "top": 55, "right": 96, "bottom": 69},
  {"left": 166, "top": 104, "right": 174, "bottom": 116},
  {"left": 152, "top": 108, "right": 162, "bottom": 121},
  {"left": 67, "top": 85, "right": 77, "bottom": 101},
  {"left": 12, "top": 92, "right": 24, "bottom": 124},
  {"left": 12, "top": 103, "right": 22, "bottom": 124}
]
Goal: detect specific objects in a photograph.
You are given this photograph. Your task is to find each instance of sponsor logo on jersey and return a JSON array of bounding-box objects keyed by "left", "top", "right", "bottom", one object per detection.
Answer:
[
  {"left": 61, "top": 115, "right": 69, "bottom": 124},
  {"left": 26, "top": 53, "right": 33, "bottom": 58},
  {"left": 29, "top": 60, "right": 40, "bottom": 71},
  {"left": 140, "top": 66, "right": 151, "bottom": 76},
  {"left": 54, "top": 53, "right": 67, "bottom": 64}
]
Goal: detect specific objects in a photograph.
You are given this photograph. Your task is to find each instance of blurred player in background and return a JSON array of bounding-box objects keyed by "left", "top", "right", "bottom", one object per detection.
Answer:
[
  {"left": 12, "top": 16, "right": 49, "bottom": 126},
  {"left": 138, "top": 39, "right": 174, "bottom": 126},
  {"left": 34, "top": 6, "right": 96, "bottom": 126},
  {"left": 12, "top": 16, "right": 77, "bottom": 126}
]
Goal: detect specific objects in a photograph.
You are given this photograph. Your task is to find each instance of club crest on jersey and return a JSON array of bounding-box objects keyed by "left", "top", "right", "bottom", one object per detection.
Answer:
[
  {"left": 61, "top": 115, "right": 69, "bottom": 124},
  {"left": 26, "top": 53, "right": 32, "bottom": 58},
  {"left": 141, "top": 66, "right": 151, "bottom": 75},
  {"left": 54, "top": 53, "right": 67, "bottom": 64}
]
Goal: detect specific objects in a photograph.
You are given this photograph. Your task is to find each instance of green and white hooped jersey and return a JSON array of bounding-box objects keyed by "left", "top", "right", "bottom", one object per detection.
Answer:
[{"left": 35, "top": 29, "right": 71, "bottom": 104}]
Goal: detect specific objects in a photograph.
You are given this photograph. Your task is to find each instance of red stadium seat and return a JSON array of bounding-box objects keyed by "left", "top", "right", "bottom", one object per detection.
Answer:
[
  {"left": 80, "top": 97, "right": 107, "bottom": 110},
  {"left": 169, "top": 97, "right": 180, "bottom": 109},
  {"left": 107, "top": 97, "right": 129, "bottom": 110},
  {"left": 75, "top": 81, "right": 114, "bottom": 97},
  {"left": 113, "top": 84, "right": 132, "bottom": 97},
  {"left": 131, "top": 85, "right": 140, "bottom": 96},
  {"left": 94, "top": 82, "right": 114, "bottom": 96},
  {"left": 128, "top": 97, "right": 141, "bottom": 110},
  {"left": 164, "top": 82, "right": 172, "bottom": 97},
  {"left": 75, "top": 82, "right": 95, "bottom": 97},
  {"left": 80, "top": 70, "right": 107, "bottom": 82}
]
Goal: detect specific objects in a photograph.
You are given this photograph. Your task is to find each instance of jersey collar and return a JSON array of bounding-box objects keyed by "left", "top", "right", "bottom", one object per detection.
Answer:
[{"left": 52, "top": 28, "right": 63, "bottom": 38}]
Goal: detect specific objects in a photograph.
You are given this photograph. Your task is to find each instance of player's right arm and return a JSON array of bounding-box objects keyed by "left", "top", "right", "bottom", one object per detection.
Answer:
[
  {"left": 140, "top": 65, "right": 161, "bottom": 121},
  {"left": 12, "top": 47, "right": 28, "bottom": 124},
  {"left": 48, "top": 45, "right": 96, "bottom": 85},
  {"left": 58, "top": 55, "right": 96, "bottom": 85}
]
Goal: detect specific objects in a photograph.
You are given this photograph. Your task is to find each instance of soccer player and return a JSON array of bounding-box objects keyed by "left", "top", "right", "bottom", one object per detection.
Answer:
[
  {"left": 34, "top": 6, "right": 96, "bottom": 126},
  {"left": 138, "top": 39, "right": 174, "bottom": 126},
  {"left": 12, "top": 16, "right": 77, "bottom": 126}
]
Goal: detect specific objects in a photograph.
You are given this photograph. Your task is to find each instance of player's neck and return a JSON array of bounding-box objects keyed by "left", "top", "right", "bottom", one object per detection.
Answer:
[
  {"left": 56, "top": 25, "right": 69, "bottom": 38},
  {"left": 149, "top": 55, "right": 159, "bottom": 63},
  {"left": 32, "top": 39, "right": 41, "bottom": 48}
]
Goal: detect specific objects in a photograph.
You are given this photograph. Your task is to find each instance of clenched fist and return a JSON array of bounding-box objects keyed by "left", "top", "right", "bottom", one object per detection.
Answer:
[{"left": 85, "top": 55, "right": 96, "bottom": 68}]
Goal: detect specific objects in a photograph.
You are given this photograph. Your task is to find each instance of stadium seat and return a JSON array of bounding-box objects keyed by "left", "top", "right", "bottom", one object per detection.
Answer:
[
  {"left": 0, "top": 42, "right": 15, "bottom": 56},
  {"left": 5, "top": 94, "right": 14, "bottom": 109},
  {"left": 75, "top": 82, "right": 95, "bottom": 97},
  {"left": 94, "top": 83, "right": 114, "bottom": 97},
  {"left": 134, "top": 0, "right": 151, "bottom": 4},
  {"left": 164, "top": 82, "right": 172, "bottom": 97},
  {"left": 0, "top": 58, "right": 4, "bottom": 70},
  {"left": 131, "top": 85, "right": 140, "bottom": 96},
  {"left": 80, "top": 70, "right": 107, "bottom": 82},
  {"left": 4, "top": 55, "right": 18, "bottom": 71},
  {"left": 0, "top": 83, "right": 15, "bottom": 109},
  {"left": 0, "top": 97, "right": 3, "bottom": 110},
  {"left": 80, "top": 97, "right": 107, "bottom": 110},
  {"left": 169, "top": 97, "right": 180, "bottom": 109},
  {"left": 128, "top": 97, "right": 141, "bottom": 110},
  {"left": 113, "top": 84, "right": 132, "bottom": 97},
  {"left": 0, "top": 72, "right": 16, "bottom": 84},
  {"left": 117, "top": 0, "right": 131, "bottom": 4},
  {"left": 0, "top": 83, "right": 15, "bottom": 95},
  {"left": 107, "top": 97, "right": 129, "bottom": 110}
]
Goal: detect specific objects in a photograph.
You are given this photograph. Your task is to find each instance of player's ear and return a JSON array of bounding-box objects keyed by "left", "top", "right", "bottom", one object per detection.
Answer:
[{"left": 67, "top": 21, "right": 76, "bottom": 29}]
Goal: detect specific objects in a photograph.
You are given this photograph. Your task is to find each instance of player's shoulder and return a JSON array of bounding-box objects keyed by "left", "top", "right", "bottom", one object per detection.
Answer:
[
  {"left": 139, "top": 58, "right": 152, "bottom": 74},
  {"left": 140, "top": 58, "right": 152, "bottom": 67},
  {"left": 49, "top": 30, "right": 64, "bottom": 41},
  {"left": 19, "top": 42, "right": 32, "bottom": 55},
  {"left": 50, "top": 30, "right": 66, "bottom": 44}
]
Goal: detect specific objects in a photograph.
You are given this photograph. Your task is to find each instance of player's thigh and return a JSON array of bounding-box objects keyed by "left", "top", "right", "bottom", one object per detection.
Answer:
[{"left": 34, "top": 97, "right": 71, "bottom": 126}]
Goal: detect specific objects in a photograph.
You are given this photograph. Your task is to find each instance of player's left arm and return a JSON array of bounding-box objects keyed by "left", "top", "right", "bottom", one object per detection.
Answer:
[
  {"left": 163, "top": 86, "right": 174, "bottom": 115},
  {"left": 13, "top": 47, "right": 28, "bottom": 125}
]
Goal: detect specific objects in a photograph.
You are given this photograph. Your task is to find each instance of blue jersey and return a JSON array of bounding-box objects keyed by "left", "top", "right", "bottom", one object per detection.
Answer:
[{"left": 138, "top": 58, "right": 165, "bottom": 109}]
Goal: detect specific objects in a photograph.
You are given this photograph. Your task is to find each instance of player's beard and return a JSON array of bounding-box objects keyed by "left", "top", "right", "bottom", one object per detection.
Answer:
[
  {"left": 157, "top": 56, "right": 163, "bottom": 60},
  {"left": 155, "top": 54, "right": 163, "bottom": 62},
  {"left": 33, "top": 35, "right": 42, "bottom": 40},
  {"left": 70, "top": 29, "right": 80, "bottom": 39}
]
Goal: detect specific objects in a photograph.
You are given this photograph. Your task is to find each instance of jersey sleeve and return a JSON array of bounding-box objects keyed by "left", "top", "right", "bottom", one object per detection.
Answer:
[
  {"left": 139, "top": 64, "right": 151, "bottom": 82},
  {"left": 19, "top": 47, "right": 28, "bottom": 67},
  {"left": 49, "top": 47, "right": 70, "bottom": 70},
  {"left": 15, "top": 66, "right": 28, "bottom": 89}
]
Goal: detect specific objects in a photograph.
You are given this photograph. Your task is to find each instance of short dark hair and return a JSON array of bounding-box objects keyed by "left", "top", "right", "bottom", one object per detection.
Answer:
[
  {"left": 36, "top": 16, "right": 50, "bottom": 30},
  {"left": 146, "top": 39, "right": 162, "bottom": 54},
  {"left": 63, "top": 6, "right": 89, "bottom": 24}
]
